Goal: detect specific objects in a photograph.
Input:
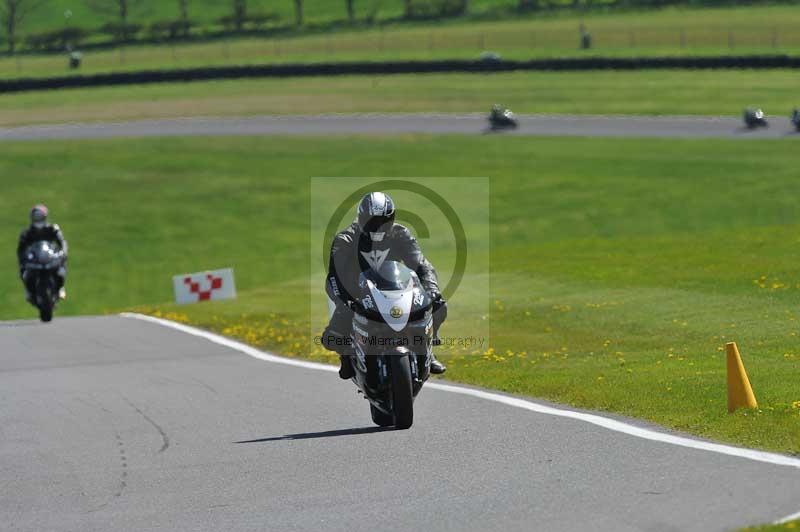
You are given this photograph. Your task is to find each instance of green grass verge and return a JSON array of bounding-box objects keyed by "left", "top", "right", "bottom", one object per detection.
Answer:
[
  {"left": 0, "top": 135, "right": 798, "bottom": 454},
  {"left": 2, "top": 69, "right": 800, "bottom": 127},
  {"left": 743, "top": 519, "right": 800, "bottom": 531},
  {"left": 3, "top": 5, "right": 800, "bottom": 79}
]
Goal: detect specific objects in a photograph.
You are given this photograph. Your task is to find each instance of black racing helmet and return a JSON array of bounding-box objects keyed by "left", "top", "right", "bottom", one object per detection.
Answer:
[
  {"left": 30, "top": 204, "right": 49, "bottom": 228},
  {"left": 357, "top": 192, "right": 395, "bottom": 241}
]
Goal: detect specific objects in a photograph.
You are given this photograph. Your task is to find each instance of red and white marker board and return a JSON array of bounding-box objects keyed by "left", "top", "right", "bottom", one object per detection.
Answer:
[{"left": 173, "top": 268, "right": 237, "bottom": 305}]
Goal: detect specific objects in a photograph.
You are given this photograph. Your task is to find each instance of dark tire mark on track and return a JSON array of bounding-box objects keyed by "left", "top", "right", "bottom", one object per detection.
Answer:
[
  {"left": 115, "top": 431, "right": 128, "bottom": 497},
  {"left": 123, "top": 396, "right": 170, "bottom": 454}
]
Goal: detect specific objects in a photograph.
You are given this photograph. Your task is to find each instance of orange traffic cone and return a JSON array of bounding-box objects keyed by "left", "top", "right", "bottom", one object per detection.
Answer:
[{"left": 726, "top": 342, "right": 758, "bottom": 413}]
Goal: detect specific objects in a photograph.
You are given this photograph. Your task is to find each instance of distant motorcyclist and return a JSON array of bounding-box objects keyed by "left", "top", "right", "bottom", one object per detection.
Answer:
[
  {"left": 17, "top": 205, "right": 68, "bottom": 301},
  {"left": 322, "top": 192, "right": 447, "bottom": 379},
  {"left": 792, "top": 108, "right": 800, "bottom": 131},
  {"left": 743, "top": 107, "right": 768, "bottom": 129},
  {"left": 488, "top": 104, "right": 518, "bottom": 130},
  {"left": 490, "top": 104, "right": 504, "bottom": 121}
]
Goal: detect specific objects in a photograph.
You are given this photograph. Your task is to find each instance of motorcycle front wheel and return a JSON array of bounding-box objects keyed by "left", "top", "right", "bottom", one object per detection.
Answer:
[
  {"left": 39, "top": 305, "right": 53, "bottom": 323},
  {"left": 390, "top": 355, "right": 414, "bottom": 429},
  {"left": 370, "top": 404, "right": 394, "bottom": 427},
  {"left": 35, "top": 278, "right": 54, "bottom": 323}
]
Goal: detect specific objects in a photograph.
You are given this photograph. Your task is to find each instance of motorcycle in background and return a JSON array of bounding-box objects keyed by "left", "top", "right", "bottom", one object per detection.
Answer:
[
  {"left": 22, "top": 241, "right": 65, "bottom": 322},
  {"left": 743, "top": 108, "right": 768, "bottom": 129},
  {"left": 488, "top": 104, "right": 518, "bottom": 131},
  {"left": 791, "top": 108, "right": 800, "bottom": 132}
]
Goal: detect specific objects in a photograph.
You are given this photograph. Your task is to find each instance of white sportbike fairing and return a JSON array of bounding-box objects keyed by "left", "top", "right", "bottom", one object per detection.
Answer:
[
  {"left": 345, "top": 260, "right": 434, "bottom": 429},
  {"left": 366, "top": 279, "right": 414, "bottom": 332}
]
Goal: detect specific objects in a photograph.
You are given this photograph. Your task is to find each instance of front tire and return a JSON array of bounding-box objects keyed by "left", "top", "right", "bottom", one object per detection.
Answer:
[
  {"left": 36, "top": 277, "right": 54, "bottom": 323},
  {"left": 390, "top": 355, "right": 414, "bottom": 429},
  {"left": 370, "top": 405, "right": 394, "bottom": 427},
  {"left": 39, "top": 305, "right": 53, "bottom": 323}
]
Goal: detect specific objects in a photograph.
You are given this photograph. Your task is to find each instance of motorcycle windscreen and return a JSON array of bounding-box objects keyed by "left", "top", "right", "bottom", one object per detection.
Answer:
[
  {"left": 360, "top": 260, "right": 413, "bottom": 291},
  {"left": 26, "top": 241, "right": 60, "bottom": 266}
]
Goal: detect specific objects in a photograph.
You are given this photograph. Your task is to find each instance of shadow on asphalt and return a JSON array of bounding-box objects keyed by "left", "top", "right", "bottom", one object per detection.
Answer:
[
  {"left": 235, "top": 426, "right": 393, "bottom": 444},
  {"left": 0, "top": 320, "right": 44, "bottom": 327}
]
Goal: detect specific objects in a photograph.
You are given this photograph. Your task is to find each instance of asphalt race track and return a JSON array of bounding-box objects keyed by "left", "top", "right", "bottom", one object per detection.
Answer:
[
  {"left": 0, "top": 114, "right": 798, "bottom": 140},
  {"left": 1, "top": 316, "right": 799, "bottom": 532}
]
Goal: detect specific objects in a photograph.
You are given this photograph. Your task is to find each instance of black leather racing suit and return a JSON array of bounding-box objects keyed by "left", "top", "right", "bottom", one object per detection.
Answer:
[
  {"left": 323, "top": 222, "right": 446, "bottom": 352},
  {"left": 17, "top": 224, "right": 68, "bottom": 293}
]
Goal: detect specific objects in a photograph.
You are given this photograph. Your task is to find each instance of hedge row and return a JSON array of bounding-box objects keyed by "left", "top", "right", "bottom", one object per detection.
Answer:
[{"left": 1, "top": 55, "right": 797, "bottom": 93}]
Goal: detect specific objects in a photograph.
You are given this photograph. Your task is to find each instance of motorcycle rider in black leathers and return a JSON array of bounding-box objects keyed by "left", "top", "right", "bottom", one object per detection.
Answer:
[
  {"left": 322, "top": 192, "right": 447, "bottom": 379},
  {"left": 490, "top": 104, "right": 504, "bottom": 122},
  {"left": 17, "top": 205, "right": 68, "bottom": 301}
]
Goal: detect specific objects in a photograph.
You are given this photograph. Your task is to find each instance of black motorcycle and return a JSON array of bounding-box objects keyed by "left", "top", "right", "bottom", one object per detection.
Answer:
[
  {"left": 488, "top": 105, "right": 518, "bottom": 131},
  {"left": 344, "top": 261, "right": 434, "bottom": 429},
  {"left": 23, "top": 241, "right": 65, "bottom": 322},
  {"left": 792, "top": 108, "right": 800, "bottom": 132},
  {"left": 743, "top": 108, "right": 768, "bottom": 129}
]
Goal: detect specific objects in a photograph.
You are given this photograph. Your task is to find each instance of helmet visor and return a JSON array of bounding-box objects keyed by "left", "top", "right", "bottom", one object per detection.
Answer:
[
  {"left": 361, "top": 215, "right": 393, "bottom": 236},
  {"left": 31, "top": 206, "right": 48, "bottom": 226}
]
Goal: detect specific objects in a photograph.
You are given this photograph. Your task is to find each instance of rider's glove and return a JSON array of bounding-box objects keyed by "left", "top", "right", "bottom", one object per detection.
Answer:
[{"left": 429, "top": 290, "right": 447, "bottom": 325}]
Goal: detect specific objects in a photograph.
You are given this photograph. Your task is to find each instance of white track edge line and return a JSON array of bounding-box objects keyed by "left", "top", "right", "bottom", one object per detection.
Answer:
[
  {"left": 120, "top": 312, "right": 800, "bottom": 477},
  {"left": 776, "top": 510, "right": 800, "bottom": 525}
]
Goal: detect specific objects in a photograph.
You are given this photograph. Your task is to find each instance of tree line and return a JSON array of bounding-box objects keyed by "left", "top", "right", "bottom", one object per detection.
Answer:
[{"left": 0, "top": 0, "right": 789, "bottom": 54}]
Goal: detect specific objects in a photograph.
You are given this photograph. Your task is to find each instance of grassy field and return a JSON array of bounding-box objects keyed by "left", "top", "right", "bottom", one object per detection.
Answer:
[
  {"left": 2, "top": 69, "right": 800, "bottom": 126},
  {"left": 7, "top": 0, "right": 568, "bottom": 35},
  {"left": 3, "top": 5, "right": 800, "bottom": 79},
  {"left": 13, "top": 1, "right": 800, "bottom": 39},
  {"left": 6, "top": 0, "right": 420, "bottom": 36},
  {"left": 1, "top": 134, "right": 798, "bottom": 455}
]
